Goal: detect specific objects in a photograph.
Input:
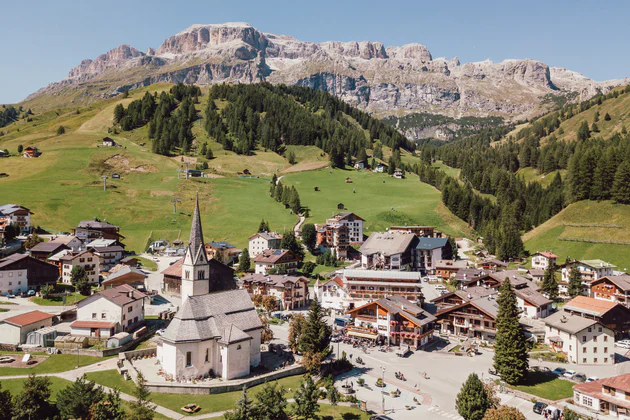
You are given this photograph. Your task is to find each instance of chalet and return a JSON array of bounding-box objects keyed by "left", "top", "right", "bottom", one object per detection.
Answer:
[
  {"left": 59, "top": 250, "right": 100, "bottom": 285},
  {"left": 389, "top": 225, "right": 443, "bottom": 238},
  {"left": 346, "top": 296, "right": 436, "bottom": 349},
  {"left": 49, "top": 235, "right": 83, "bottom": 251},
  {"left": 393, "top": 169, "right": 404, "bottom": 179},
  {"left": 343, "top": 269, "right": 423, "bottom": 304},
  {"left": 480, "top": 258, "right": 508, "bottom": 270},
  {"left": 72, "top": 285, "right": 147, "bottom": 337},
  {"left": 589, "top": 275, "right": 630, "bottom": 308},
  {"left": 573, "top": 373, "right": 630, "bottom": 418},
  {"left": 73, "top": 218, "right": 123, "bottom": 242},
  {"left": 101, "top": 137, "right": 117, "bottom": 147},
  {"left": 28, "top": 241, "right": 70, "bottom": 262},
  {"left": 435, "top": 297, "right": 499, "bottom": 342},
  {"left": 314, "top": 276, "right": 349, "bottom": 312},
  {"left": 185, "top": 169, "right": 204, "bottom": 178},
  {"left": 253, "top": 249, "right": 299, "bottom": 275},
  {"left": 435, "top": 259, "right": 468, "bottom": 279},
  {"left": 0, "top": 204, "right": 32, "bottom": 234},
  {"left": 563, "top": 296, "right": 630, "bottom": 338},
  {"left": 120, "top": 256, "right": 139, "bottom": 267},
  {"left": 87, "top": 245, "right": 125, "bottom": 271},
  {"left": 0, "top": 311, "right": 54, "bottom": 345},
  {"left": 528, "top": 268, "right": 545, "bottom": 283},
  {"left": 102, "top": 265, "right": 148, "bottom": 290},
  {"left": 532, "top": 251, "right": 559, "bottom": 270},
  {"left": 325, "top": 212, "right": 364, "bottom": 243},
  {"left": 561, "top": 259, "right": 616, "bottom": 284},
  {"left": 359, "top": 231, "right": 418, "bottom": 270},
  {"left": 240, "top": 273, "right": 309, "bottom": 310},
  {"left": 453, "top": 268, "right": 487, "bottom": 285},
  {"left": 414, "top": 237, "right": 453, "bottom": 274},
  {"left": 23, "top": 146, "right": 40, "bottom": 158},
  {"left": 0, "top": 254, "right": 58, "bottom": 292},
  {"left": 160, "top": 256, "right": 236, "bottom": 296},
  {"left": 373, "top": 163, "right": 387, "bottom": 173},
  {"left": 205, "top": 241, "right": 241, "bottom": 265},
  {"left": 353, "top": 159, "right": 367, "bottom": 170},
  {"left": 544, "top": 310, "right": 614, "bottom": 365},
  {"left": 0, "top": 150, "right": 7, "bottom": 158},
  {"left": 315, "top": 222, "right": 348, "bottom": 259},
  {"left": 248, "top": 232, "right": 282, "bottom": 258}
]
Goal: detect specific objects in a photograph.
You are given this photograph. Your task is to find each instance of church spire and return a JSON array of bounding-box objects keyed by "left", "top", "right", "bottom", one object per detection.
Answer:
[{"left": 188, "top": 195, "right": 205, "bottom": 263}]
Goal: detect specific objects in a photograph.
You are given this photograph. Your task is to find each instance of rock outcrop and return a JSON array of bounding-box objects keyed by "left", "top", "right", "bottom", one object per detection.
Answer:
[{"left": 28, "top": 22, "right": 628, "bottom": 120}]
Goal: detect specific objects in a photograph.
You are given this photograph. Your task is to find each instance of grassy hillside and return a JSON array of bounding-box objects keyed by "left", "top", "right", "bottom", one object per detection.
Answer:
[
  {"left": 0, "top": 84, "right": 472, "bottom": 253},
  {"left": 523, "top": 200, "right": 630, "bottom": 270}
]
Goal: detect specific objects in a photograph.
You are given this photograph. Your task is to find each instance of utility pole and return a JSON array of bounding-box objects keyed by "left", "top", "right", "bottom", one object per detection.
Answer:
[
  {"left": 171, "top": 198, "right": 181, "bottom": 214},
  {"left": 185, "top": 162, "right": 190, "bottom": 180},
  {"left": 100, "top": 176, "right": 108, "bottom": 192},
  {"left": 381, "top": 365, "right": 386, "bottom": 413}
]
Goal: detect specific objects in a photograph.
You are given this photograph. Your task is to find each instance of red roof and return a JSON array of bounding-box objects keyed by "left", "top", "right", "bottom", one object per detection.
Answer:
[
  {"left": 536, "top": 251, "right": 559, "bottom": 259},
  {"left": 161, "top": 257, "right": 184, "bottom": 276},
  {"left": 70, "top": 320, "right": 117, "bottom": 329},
  {"left": 4, "top": 310, "right": 54, "bottom": 327}
]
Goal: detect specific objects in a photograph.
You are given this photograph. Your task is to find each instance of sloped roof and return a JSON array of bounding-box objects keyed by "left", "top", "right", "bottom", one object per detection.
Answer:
[
  {"left": 241, "top": 273, "right": 307, "bottom": 287},
  {"left": 0, "top": 204, "right": 31, "bottom": 215},
  {"left": 103, "top": 265, "right": 147, "bottom": 283},
  {"left": 349, "top": 295, "right": 435, "bottom": 327},
  {"left": 359, "top": 231, "right": 416, "bottom": 256},
  {"left": 544, "top": 310, "right": 600, "bottom": 334},
  {"left": 513, "top": 286, "right": 552, "bottom": 308},
  {"left": 76, "top": 219, "right": 119, "bottom": 229},
  {"left": 416, "top": 237, "right": 448, "bottom": 250},
  {"left": 29, "top": 241, "right": 69, "bottom": 254},
  {"left": 70, "top": 321, "right": 117, "bottom": 329},
  {"left": 343, "top": 269, "right": 421, "bottom": 281},
  {"left": 591, "top": 275, "right": 630, "bottom": 291},
  {"left": 161, "top": 289, "right": 261, "bottom": 343},
  {"left": 580, "top": 259, "right": 616, "bottom": 269},
  {"left": 79, "top": 284, "right": 147, "bottom": 308},
  {"left": 3, "top": 310, "right": 53, "bottom": 327},
  {"left": 248, "top": 231, "right": 282, "bottom": 241},
  {"left": 535, "top": 251, "right": 559, "bottom": 259},
  {"left": 564, "top": 296, "right": 619, "bottom": 317},
  {"left": 253, "top": 249, "right": 296, "bottom": 263}
]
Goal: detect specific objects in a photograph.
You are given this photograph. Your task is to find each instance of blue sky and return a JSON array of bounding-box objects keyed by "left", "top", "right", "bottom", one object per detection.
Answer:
[{"left": 1, "top": 0, "right": 628, "bottom": 103}]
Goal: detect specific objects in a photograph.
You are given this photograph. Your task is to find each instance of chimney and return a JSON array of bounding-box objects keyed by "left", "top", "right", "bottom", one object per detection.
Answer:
[{"left": 128, "top": 290, "right": 133, "bottom": 299}]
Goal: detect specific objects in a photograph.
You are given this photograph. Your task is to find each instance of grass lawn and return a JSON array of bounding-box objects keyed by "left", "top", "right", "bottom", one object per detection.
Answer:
[
  {"left": 311, "top": 404, "right": 371, "bottom": 420},
  {"left": 508, "top": 372, "right": 574, "bottom": 401},
  {"left": 523, "top": 200, "right": 630, "bottom": 270},
  {"left": 135, "top": 256, "right": 158, "bottom": 271},
  {"left": 30, "top": 292, "right": 87, "bottom": 306},
  {"left": 0, "top": 354, "right": 107, "bottom": 377},
  {"left": 282, "top": 169, "right": 472, "bottom": 238},
  {"left": 87, "top": 370, "right": 305, "bottom": 416}
]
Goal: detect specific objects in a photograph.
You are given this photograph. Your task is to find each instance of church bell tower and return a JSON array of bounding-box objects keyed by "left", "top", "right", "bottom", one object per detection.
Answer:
[{"left": 181, "top": 196, "right": 210, "bottom": 303}]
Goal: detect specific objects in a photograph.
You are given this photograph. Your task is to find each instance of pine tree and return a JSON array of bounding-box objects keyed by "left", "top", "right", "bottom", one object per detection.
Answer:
[
  {"left": 301, "top": 224, "right": 317, "bottom": 251},
  {"left": 288, "top": 313, "right": 307, "bottom": 353},
  {"left": 57, "top": 125, "right": 66, "bottom": 135},
  {"left": 292, "top": 375, "right": 319, "bottom": 419},
  {"left": 56, "top": 374, "right": 105, "bottom": 420},
  {"left": 456, "top": 373, "right": 491, "bottom": 420},
  {"left": 289, "top": 186, "right": 301, "bottom": 214},
  {"left": 604, "top": 112, "right": 612, "bottom": 121},
  {"left": 254, "top": 381, "right": 289, "bottom": 420},
  {"left": 91, "top": 389, "right": 125, "bottom": 420},
  {"left": 225, "top": 387, "right": 255, "bottom": 420},
  {"left": 567, "top": 265, "right": 584, "bottom": 298},
  {"left": 17, "top": 144, "right": 23, "bottom": 153},
  {"left": 258, "top": 219, "right": 270, "bottom": 232},
  {"left": 129, "top": 372, "right": 156, "bottom": 420},
  {"left": 299, "top": 296, "right": 331, "bottom": 372},
  {"left": 493, "top": 279, "right": 529, "bottom": 385},
  {"left": 591, "top": 122, "right": 599, "bottom": 132},
  {"left": 0, "top": 381, "right": 13, "bottom": 420},
  {"left": 577, "top": 121, "right": 590, "bottom": 141},
  {"left": 612, "top": 161, "right": 630, "bottom": 204},
  {"left": 280, "top": 231, "right": 304, "bottom": 260},
  {"left": 238, "top": 249, "right": 251, "bottom": 272},
  {"left": 541, "top": 268, "right": 558, "bottom": 300},
  {"left": 12, "top": 375, "right": 54, "bottom": 420}
]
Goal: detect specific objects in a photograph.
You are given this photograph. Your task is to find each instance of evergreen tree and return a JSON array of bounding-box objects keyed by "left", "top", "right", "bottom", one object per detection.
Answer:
[
  {"left": 258, "top": 219, "right": 270, "bottom": 232},
  {"left": 238, "top": 249, "right": 251, "bottom": 272},
  {"left": 17, "top": 144, "right": 23, "bottom": 153},
  {"left": 604, "top": 112, "right": 612, "bottom": 121},
  {"left": 56, "top": 125, "right": 66, "bottom": 135},
  {"left": 301, "top": 223, "right": 317, "bottom": 252},
  {"left": 254, "top": 381, "right": 289, "bottom": 420},
  {"left": 287, "top": 151, "right": 297, "bottom": 165},
  {"left": 56, "top": 374, "right": 105, "bottom": 420},
  {"left": 128, "top": 372, "right": 156, "bottom": 420},
  {"left": 299, "top": 296, "right": 332, "bottom": 372},
  {"left": 288, "top": 313, "right": 307, "bottom": 353},
  {"left": 541, "top": 268, "right": 558, "bottom": 300},
  {"left": 493, "top": 279, "right": 529, "bottom": 385},
  {"left": 591, "top": 122, "right": 599, "bottom": 132},
  {"left": 200, "top": 142, "right": 207, "bottom": 156},
  {"left": 577, "top": 121, "right": 590, "bottom": 141},
  {"left": 224, "top": 387, "right": 255, "bottom": 420},
  {"left": 612, "top": 161, "right": 630, "bottom": 204},
  {"left": 280, "top": 231, "right": 304, "bottom": 260},
  {"left": 593, "top": 111, "right": 600, "bottom": 123},
  {"left": 326, "top": 381, "right": 341, "bottom": 413},
  {"left": 567, "top": 265, "right": 584, "bottom": 298},
  {"left": 456, "top": 373, "right": 491, "bottom": 420},
  {"left": 0, "top": 381, "right": 13, "bottom": 420},
  {"left": 292, "top": 375, "right": 319, "bottom": 419},
  {"left": 91, "top": 388, "right": 125, "bottom": 420},
  {"left": 289, "top": 186, "right": 301, "bottom": 214},
  {"left": 12, "top": 375, "right": 54, "bottom": 420},
  {"left": 113, "top": 104, "right": 125, "bottom": 123},
  {"left": 205, "top": 146, "right": 213, "bottom": 159}
]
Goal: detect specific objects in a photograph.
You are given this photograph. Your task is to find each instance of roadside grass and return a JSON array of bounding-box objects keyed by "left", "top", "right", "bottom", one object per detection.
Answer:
[
  {"left": 30, "top": 292, "right": 87, "bottom": 306},
  {"left": 87, "top": 370, "right": 304, "bottom": 416},
  {"left": 508, "top": 372, "right": 574, "bottom": 401},
  {"left": 282, "top": 168, "right": 472, "bottom": 238},
  {"left": 0, "top": 354, "right": 107, "bottom": 377},
  {"left": 135, "top": 256, "right": 158, "bottom": 271}
]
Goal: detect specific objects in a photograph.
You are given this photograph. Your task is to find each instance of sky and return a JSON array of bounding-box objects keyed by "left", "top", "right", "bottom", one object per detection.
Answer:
[{"left": 1, "top": 0, "right": 629, "bottom": 104}]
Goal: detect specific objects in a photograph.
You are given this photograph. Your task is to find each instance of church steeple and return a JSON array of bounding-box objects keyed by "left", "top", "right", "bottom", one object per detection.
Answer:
[{"left": 181, "top": 195, "right": 210, "bottom": 303}]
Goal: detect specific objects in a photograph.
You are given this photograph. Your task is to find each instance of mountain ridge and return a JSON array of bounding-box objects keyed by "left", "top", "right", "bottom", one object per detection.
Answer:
[{"left": 25, "top": 22, "right": 629, "bottom": 120}]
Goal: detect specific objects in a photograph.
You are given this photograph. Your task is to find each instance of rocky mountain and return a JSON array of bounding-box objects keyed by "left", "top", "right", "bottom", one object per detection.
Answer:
[{"left": 26, "top": 22, "right": 628, "bottom": 121}]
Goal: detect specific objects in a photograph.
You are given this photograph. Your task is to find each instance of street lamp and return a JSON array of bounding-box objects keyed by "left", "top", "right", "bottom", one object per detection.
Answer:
[{"left": 381, "top": 365, "right": 386, "bottom": 413}]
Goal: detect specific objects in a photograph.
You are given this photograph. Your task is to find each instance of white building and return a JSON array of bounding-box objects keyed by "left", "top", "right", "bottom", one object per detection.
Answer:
[
  {"left": 59, "top": 250, "right": 100, "bottom": 285},
  {"left": 327, "top": 213, "right": 364, "bottom": 243},
  {"left": 562, "top": 259, "right": 616, "bottom": 284},
  {"left": 71, "top": 284, "right": 146, "bottom": 338},
  {"left": 49, "top": 235, "right": 84, "bottom": 252},
  {"left": 252, "top": 249, "right": 299, "bottom": 275},
  {"left": 0, "top": 204, "right": 32, "bottom": 234},
  {"left": 544, "top": 310, "right": 614, "bottom": 365},
  {"left": 0, "top": 259, "right": 27, "bottom": 295},
  {"left": 0, "top": 310, "right": 54, "bottom": 345},
  {"left": 574, "top": 373, "right": 630, "bottom": 418},
  {"left": 314, "top": 276, "right": 350, "bottom": 312},
  {"left": 531, "top": 251, "right": 558, "bottom": 270},
  {"left": 248, "top": 232, "right": 282, "bottom": 258},
  {"left": 157, "top": 197, "right": 262, "bottom": 381}
]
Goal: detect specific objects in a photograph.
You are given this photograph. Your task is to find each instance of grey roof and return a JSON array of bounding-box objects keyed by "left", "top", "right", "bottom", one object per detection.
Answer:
[
  {"left": 488, "top": 270, "right": 530, "bottom": 287},
  {"left": 0, "top": 204, "right": 30, "bottom": 215},
  {"left": 87, "top": 238, "right": 118, "bottom": 248},
  {"left": 544, "top": 310, "right": 600, "bottom": 334},
  {"left": 89, "top": 245, "right": 125, "bottom": 253},
  {"left": 161, "top": 289, "right": 262, "bottom": 343},
  {"left": 187, "top": 196, "right": 206, "bottom": 265},
  {"left": 470, "top": 297, "right": 500, "bottom": 318},
  {"left": 343, "top": 269, "right": 421, "bottom": 281},
  {"left": 241, "top": 273, "right": 307, "bottom": 287},
  {"left": 593, "top": 275, "right": 630, "bottom": 292},
  {"left": 76, "top": 219, "right": 119, "bottom": 229},
  {"left": 29, "top": 241, "right": 69, "bottom": 253},
  {"left": 103, "top": 265, "right": 147, "bottom": 283},
  {"left": 454, "top": 268, "right": 486, "bottom": 282},
  {"left": 359, "top": 295, "right": 436, "bottom": 327},
  {"left": 513, "top": 286, "right": 553, "bottom": 307},
  {"left": 359, "top": 231, "right": 417, "bottom": 256},
  {"left": 249, "top": 231, "right": 282, "bottom": 241},
  {"left": 415, "top": 237, "right": 448, "bottom": 250}
]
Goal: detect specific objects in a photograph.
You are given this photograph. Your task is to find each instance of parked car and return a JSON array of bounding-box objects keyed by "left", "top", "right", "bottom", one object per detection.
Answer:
[
  {"left": 331, "top": 335, "right": 342, "bottom": 343},
  {"left": 573, "top": 373, "right": 586, "bottom": 383},
  {"left": 586, "top": 376, "right": 599, "bottom": 383},
  {"left": 27, "top": 290, "right": 36, "bottom": 296},
  {"left": 4, "top": 293, "right": 15, "bottom": 299},
  {"left": 616, "top": 340, "right": 630, "bottom": 349},
  {"left": 563, "top": 370, "right": 577, "bottom": 379},
  {"left": 488, "top": 368, "right": 498, "bottom": 376},
  {"left": 533, "top": 401, "right": 548, "bottom": 414},
  {"left": 552, "top": 367, "right": 566, "bottom": 376}
]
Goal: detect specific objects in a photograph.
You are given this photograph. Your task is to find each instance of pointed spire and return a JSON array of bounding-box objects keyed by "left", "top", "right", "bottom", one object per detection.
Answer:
[{"left": 188, "top": 195, "right": 204, "bottom": 261}]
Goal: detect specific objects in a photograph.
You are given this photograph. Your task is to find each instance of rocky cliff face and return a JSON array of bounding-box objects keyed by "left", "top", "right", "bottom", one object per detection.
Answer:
[{"left": 29, "top": 22, "right": 627, "bottom": 120}]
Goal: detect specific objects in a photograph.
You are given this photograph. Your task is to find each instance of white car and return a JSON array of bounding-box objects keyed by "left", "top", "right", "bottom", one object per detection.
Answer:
[
  {"left": 563, "top": 370, "right": 576, "bottom": 379},
  {"left": 616, "top": 340, "right": 630, "bottom": 349},
  {"left": 586, "top": 376, "right": 599, "bottom": 383},
  {"left": 156, "top": 329, "right": 166, "bottom": 336}
]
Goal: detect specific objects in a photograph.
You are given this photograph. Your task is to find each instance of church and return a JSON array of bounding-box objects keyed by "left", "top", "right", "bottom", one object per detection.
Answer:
[{"left": 157, "top": 198, "right": 262, "bottom": 380}]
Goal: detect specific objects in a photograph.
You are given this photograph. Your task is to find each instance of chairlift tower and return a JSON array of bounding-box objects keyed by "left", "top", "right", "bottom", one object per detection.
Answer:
[
  {"left": 171, "top": 198, "right": 182, "bottom": 214},
  {"left": 100, "top": 176, "right": 108, "bottom": 192}
]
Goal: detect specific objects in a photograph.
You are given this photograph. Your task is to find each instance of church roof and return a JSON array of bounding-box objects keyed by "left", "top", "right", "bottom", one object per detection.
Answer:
[
  {"left": 161, "top": 289, "right": 261, "bottom": 343},
  {"left": 187, "top": 196, "right": 206, "bottom": 265}
]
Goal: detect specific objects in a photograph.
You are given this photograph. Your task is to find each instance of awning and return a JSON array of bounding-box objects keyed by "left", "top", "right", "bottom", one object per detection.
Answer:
[{"left": 347, "top": 330, "right": 378, "bottom": 340}]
